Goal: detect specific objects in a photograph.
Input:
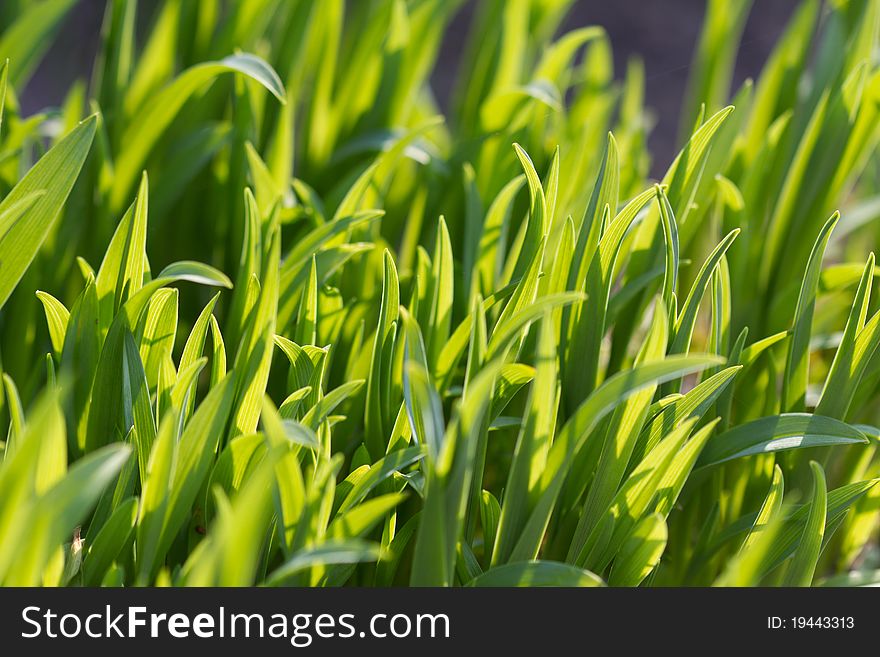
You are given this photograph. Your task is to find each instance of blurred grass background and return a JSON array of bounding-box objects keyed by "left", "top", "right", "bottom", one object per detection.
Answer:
[{"left": 21, "top": 0, "right": 799, "bottom": 172}]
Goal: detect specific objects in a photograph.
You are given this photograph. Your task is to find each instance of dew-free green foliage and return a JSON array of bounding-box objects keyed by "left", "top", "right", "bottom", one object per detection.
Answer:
[{"left": 0, "top": 0, "right": 879, "bottom": 588}]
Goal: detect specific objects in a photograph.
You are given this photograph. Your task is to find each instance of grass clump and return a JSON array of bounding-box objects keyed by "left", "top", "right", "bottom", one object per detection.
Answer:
[{"left": 0, "top": 0, "right": 879, "bottom": 587}]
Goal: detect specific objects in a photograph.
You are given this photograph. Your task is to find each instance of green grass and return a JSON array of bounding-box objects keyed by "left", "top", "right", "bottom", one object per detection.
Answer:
[{"left": 0, "top": 0, "right": 879, "bottom": 587}]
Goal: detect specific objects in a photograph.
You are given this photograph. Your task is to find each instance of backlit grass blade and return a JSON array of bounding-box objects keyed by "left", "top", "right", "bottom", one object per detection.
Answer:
[
  {"left": 547, "top": 355, "right": 723, "bottom": 495},
  {"left": 510, "top": 144, "right": 548, "bottom": 278},
  {"left": 634, "top": 366, "right": 740, "bottom": 466},
  {"left": 86, "top": 260, "right": 231, "bottom": 454},
  {"left": 230, "top": 228, "right": 280, "bottom": 436},
  {"left": 657, "top": 186, "right": 680, "bottom": 321},
  {"left": 0, "top": 58, "right": 7, "bottom": 134},
  {"left": 742, "top": 464, "right": 784, "bottom": 553},
  {"left": 336, "top": 447, "right": 423, "bottom": 515},
  {"left": 0, "top": 115, "right": 96, "bottom": 309},
  {"left": 401, "top": 309, "right": 443, "bottom": 459},
  {"left": 493, "top": 313, "right": 560, "bottom": 564},
  {"left": 564, "top": 185, "right": 656, "bottom": 405},
  {"left": 1, "top": 0, "right": 879, "bottom": 591},
  {"left": 137, "top": 288, "right": 178, "bottom": 386},
  {"left": 715, "top": 510, "right": 784, "bottom": 587},
  {"left": 697, "top": 414, "right": 867, "bottom": 468},
  {"left": 121, "top": 331, "right": 156, "bottom": 485},
  {"left": 474, "top": 174, "right": 525, "bottom": 297},
  {"left": 1, "top": 374, "right": 24, "bottom": 453},
  {"left": 782, "top": 212, "right": 840, "bottom": 411},
  {"left": 671, "top": 228, "right": 739, "bottom": 355},
  {"left": 364, "top": 250, "right": 400, "bottom": 459},
  {"left": 96, "top": 172, "right": 150, "bottom": 324},
  {"left": 581, "top": 419, "right": 698, "bottom": 571},
  {"left": 468, "top": 561, "right": 604, "bottom": 587},
  {"left": 487, "top": 292, "right": 582, "bottom": 361},
  {"left": 294, "top": 256, "right": 318, "bottom": 345},
  {"left": 653, "top": 419, "right": 718, "bottom": 517},
  {"left": 112, "top": 53, "right": 285, "bottom": 210},
  {"left": 571, "top": 303, "right": 669, "bottom": 555},
  {"left": 411, "top": 363, "right": 499, "bottom": 586},
  {"left": 782, "top": 461, "right": 827, "bottom": 586},
  {"left": 817, "top": 254, "right": 880, "bottom": 420},
  {"left": 35, "top": 289, "right": 70, "bottom": 356},
  {"left": 183, "top": 444, "right": 281, "bottom": 586},
  {"left": 425, "top": 217, "right": 453, "bottom": 370},
  {"left": 0, "top": 390, "right": 67, "bottom": 581},
  {"left": 504, "top": 356, "right": 721, "bottom": 571},
  {"left": 7, "top": 443, "right": 131, "bottom": 586},
  {"left": 141, "top": 375, "right": 236, "bottom": 582},
  {"left": 608, "top": 512, "right": 668, "bottom": 587},
  {"left": 760, "top": 479, "right": 878, "bottom": 577},
  {"left": 265, "top": 540, "right": 381, "bottom": 587},
  {"left": 81, "top": 495, "right": 137, "bottom": 586}
]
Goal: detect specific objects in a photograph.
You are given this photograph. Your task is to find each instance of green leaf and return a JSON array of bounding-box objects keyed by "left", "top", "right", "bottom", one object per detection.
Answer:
[
  {"left": 653, "top": 419, "right": 718, "bottom": 517},
  {"left": 816, "top": 253, "right": 880, "bottom": 419},
  {"left": 302, "top": 380, "right": 364, "bottom": 431},
  {"left": 122, "top": 331, "right": 157, "bottom": 485},
  {"left": 671, "top": 228, "right": 739, "bottom": 355},
  {"left": 0, "top": 115, "right": 97, "bottom": 309},
  {"left": 564, "top": 185, "right": 656, "bottom": 404},
  {"left": 294, "top": 256, "right": 318, "bottom": 345},
  {"left": 364, "top": 249, "right": 399, "bottom": 458},
  {"left": 178, "top": 292, "right": 220, "bottom": 410},
  {"left": 475, "top": 174, "right": 525, "bottom": 296},
  {"left": 401, "top": 309, "right": 443, "bottom": 459},
  {"left": 608, "top": 513, "right": 668, "bottom": 587},
  {"left": 500, "top": 356, "right": 721, "bottom": 575},
  {"left": 230, "top": 228, "right": 280, "bottom": 436},
  {"left": 468, "top": 561, "right": 604, "bottom": 587},
  {"left": 715, "top": 509, "right": 784, "bottom": 587},
  {"left": 154, "top": 261, "right": 233, "bottom": 288},
  {"left": 265, "top": 540, "right": 381, "bottom": 586},
  {"left": 570, "top": 303, "right": 670, "bottom": 559},
  {"left": 328, "top": 493, "right": 406, "bottom": 540},
  {"left": 35, "top": 290, "right": 70, "bottom": 356},
  {"left": 139, "top": 375, "right": 236, "bottom": 582},
  {"left": 657, "top": 186, "right": 680, "bottom": 320},
  {"left": 697, "top": 414, "right": 868, "bottom": 468},
  {"left": 96, "top": 173, "right": 151, "bottom": 323},
  {"left": 9, "top": 443, "right": 131, "bottom": 586},
  {"left": 782, "top": 461, "right": 827, "bottom": 586},
  {"left": 135, "top": 413, "right": 176, "bottom": 583},
  {"left": 635, "top": 366, "right": 740, "bottom": 464},
  {"left": 546, "top": 355, "right": 724, "bottom": 492},
  {"left": 488, "top": 292, "right": 582, "bottom": 360},
  {"left": 337, "top": 447, "right": 423, "bottom": 515},
  {"left": 184, "top": 444, "right": 281, "bottom": 586},
  {"left": 581, "top": 418, "right": 697, "bottom": 570},
  {"left": 742, "top": 464, "right": 784, "bottom": 553},
  {"left": 426, "top": 216, "right": 454, "bottom": 369},
  {"left": 782, "top": 213, "right": 839, "bottom": 411},
  {"left": 411, "top": 362, "right": 500, "bottom": 586},
  {"left": 1, "top": 374, "right": 24, "bottom": 453},
  {"left": 112, "top": 53, "right": 285, "bottom": 209},
  {"left": 137, "top": 288, "right": 178, "bottom": 386},
  {"left": 82, "top": 496, "right": 138, "bottom": 586},
  {"left": 0, "top": 58, "right": 7, "bottom": 135},
  {"left": 493, "top": 313, "right": 560, "bottom": 564}
]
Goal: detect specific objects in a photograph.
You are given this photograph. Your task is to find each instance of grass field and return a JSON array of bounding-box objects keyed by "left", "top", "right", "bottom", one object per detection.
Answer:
[{"left": 0, "top": 0, "right": 878, "bottom": 587}]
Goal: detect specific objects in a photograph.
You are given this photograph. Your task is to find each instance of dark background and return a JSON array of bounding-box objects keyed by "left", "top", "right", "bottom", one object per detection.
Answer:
[{"left": 22, "top": 0, "right": 801, "bottom": 171}]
